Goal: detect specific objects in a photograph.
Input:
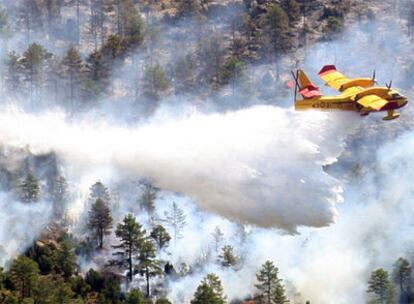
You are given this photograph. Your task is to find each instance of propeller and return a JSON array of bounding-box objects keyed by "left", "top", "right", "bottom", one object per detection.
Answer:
[
  {"left": 291, "top": 70, "right": 300, "bottom": 101},
  {"left": 386, "top": 80, "right": 393, "bottom": 90},
  {"left": 372, "top": 70, "right": 377, "bottom": 84}
]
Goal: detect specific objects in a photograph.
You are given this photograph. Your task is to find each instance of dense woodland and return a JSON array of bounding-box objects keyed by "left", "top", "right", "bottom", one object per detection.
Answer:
[
  {"left": 1, "top": 0, "right": 414, "bottom": 303},
  {"left": 0, "top": 0, "right": 357, "bottom": 114}
]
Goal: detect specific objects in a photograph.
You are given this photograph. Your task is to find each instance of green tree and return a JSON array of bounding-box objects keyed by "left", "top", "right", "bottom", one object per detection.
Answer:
[
  {"left": 136, "top": 240, "right": 162, "bottom": 297},
  {"left": 4, "top": 51, "right": 22, "bottom": 93},
  {"left": 85, "top": 268, "right": 104, "bottom": 291},
  {"left": 219, "top": 56, "right": 245, "bottom": 94},
  {"left": 18, "top": 0, "right": 43, "bottom": 43},
  {"left": 175, "top": 0, "right": 203, "bottom": 18},
  {"left": 21, "top": 43, "right": 51, "bottom": 102},
  {"left": 4, "top": 294, "right": 19, "bottom": 304},
  {"left": 323, "top": 16, "right": 343, "bottom": 40},
  {"left": 155, "top": 299, "right": 172, "bottom": 304},
  {"left": 392, "top": 257, "right": 411, "bottom": 303},
  {"left": 85, "top": 50, "right": 110, "bottom": 100},
  {"left": 164, "top": 202, "right": 187, "bottom": 244},
  {"left": 49, "top": 175, "right": 68, "bottom": 218},
  {"left": 196, "top": 33, "right": 225, "bottom": 88},
  {"left": 35, "top": 276, "right": 74, "bottom": 304},
  {"left": 19, "top": 173, "right": 40, "bottom": 202},
  {"left": 54, "top": 240, "right": 77, "bottom": 279},
  {"left": 116, "top": 0, "right": 145, "bottom": 45},
  {"left": 10, "top": 256, "right": 40, "bottom": 298},
  {"left": 87, "top": 198, "right": 113, "bottom": 249},
  {"left": 191, "top": 273, "right": 226, "bottom": 304},
  {"left": 262, "top": 4, "right": 291, "bottom": 80},
  {"left": 88, "top": 181, "right": 111, "bottom": 205},
  {"left": 211, "top": 226, "right": 224, "bottom": 255},
  {"left": 140, "top": 182, "right": 157, "bottom": 215},
  {"left": 125, "top": 288, "right": 145, "bottom": 304},
  {"left": 70, "top": 275, "right": 91, "bottom": 298},
  {"left": 218, "top": 245, "right": 238, "bottom": 268},
  {"left": 367, "top": 268, "right": 395, "bottom": 304},
  {"left": 112, "top": 214, "right": 146, "bottom": 282},
  {"left": 281, "top": 0, "right": 300, "bottom": 25},
  {"left": 142, "top": 63, "right": 171, "bottom": 100},
  {"left": 101, "top": 34, "right": 128, "bottom": 64},
  {"left": 255, "top": 260, "right": 289, "bottom": 304},
  {"left": 150, "top": 225, "right": 171, "bottom": 250},
  {"left": 61, "top": 46, "right": 83, "bottom": 111},
  {"left": 174, "top": 55, "right": 196, "bottom": 92}
]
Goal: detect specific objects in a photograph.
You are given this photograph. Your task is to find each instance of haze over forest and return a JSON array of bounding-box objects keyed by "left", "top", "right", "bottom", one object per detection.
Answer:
[{"left": 0, "top": 0, "right": 414, "bottom": 303}]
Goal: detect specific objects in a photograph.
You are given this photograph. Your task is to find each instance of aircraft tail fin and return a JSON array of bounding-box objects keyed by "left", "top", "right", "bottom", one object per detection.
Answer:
[{"left": 294, "top": 70, "right": 322, "bottom": 99}]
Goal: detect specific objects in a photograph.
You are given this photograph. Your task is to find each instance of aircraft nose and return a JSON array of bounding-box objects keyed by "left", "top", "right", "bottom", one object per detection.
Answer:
[{"left": 399, "top": 98, "right": 408, "bottom": 108}]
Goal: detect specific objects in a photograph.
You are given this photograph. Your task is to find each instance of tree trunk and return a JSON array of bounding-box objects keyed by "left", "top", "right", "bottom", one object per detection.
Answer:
[
  {"left": 128, "top": 243, "right": 133, "bottom": 281},
  {"left": 146, "top": 267, "right": 150, "bottom": 297}
]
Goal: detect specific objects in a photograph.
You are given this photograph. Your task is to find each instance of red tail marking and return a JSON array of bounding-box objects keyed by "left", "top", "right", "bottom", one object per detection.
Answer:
[
  {"left": 299, "top": 84, "right": 322, "bottom": 98},
  {"left": 319, "top": 65, "right": 337, "bottom": 76}
]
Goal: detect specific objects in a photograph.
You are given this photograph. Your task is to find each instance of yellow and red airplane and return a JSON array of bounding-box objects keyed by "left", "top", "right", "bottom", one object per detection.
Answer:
[{"left": 291, "top": 65, "right": 408, "bottom": 120}]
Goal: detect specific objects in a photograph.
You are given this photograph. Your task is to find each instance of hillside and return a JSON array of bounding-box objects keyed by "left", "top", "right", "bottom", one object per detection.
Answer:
[{"left": 0, "top": 0, "right": 414, "bottom": 304}]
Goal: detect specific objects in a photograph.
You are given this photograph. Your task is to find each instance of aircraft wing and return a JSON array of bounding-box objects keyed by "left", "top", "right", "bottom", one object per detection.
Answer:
[
  {"left": 356, "top": 95, "right": 388, "bottom": 111},
  {"left": 318, "top": 65, "right": 350, "bottom": 91}
]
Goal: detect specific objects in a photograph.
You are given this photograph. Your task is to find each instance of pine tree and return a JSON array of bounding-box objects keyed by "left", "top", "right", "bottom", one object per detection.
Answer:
[
  {"left": 43, "top": 0, "right": 61, "bottom": 37},
  {"left": 125, "top": 288, "right": 145, "bottom": 304},
  {"left": 10, "top": 256, "right": 40, "bottom": 298},
  {"left": 85, "top": 50, "right": 110, "bottom": 100},
  {"left": 34, "top": 276, "right": 74, "bottom": 303},
  {"left": 367, "top": 268, "right": 395, "bottom": 304},
  {"left": 281, "top": 0, "right": 300, "bottom": 26},
  {"left": 139, "top": 181, "right": 157, "bottom": 215},
  {"left": 219, "top": 56, "right": 245, "bottom": 93},
  {"left": 211, "top": 226, "right": 224, "bottom": 255},
  {"left": 174, "top": 55, "right": 196, "bottom": 93},
  {"left": 88, "top": 181, "right": 111, "bottom": 206},
  {"left": 142, "top": 63, "right": 171, "bottom": 100},
  {"left": 191, "top": 273, "right": 227, "bottom": 304},
  {"left": 262, "top": 4, "right": 291, "bottom": 80},
  {"left": 49, "top": 175, "right": 68, "bottom": 217},
  {"left": 54, "top": 240, "right": 77, "bottom": 279},
  {"left": 61, "top": 46, "right": 83, "bottom": 111},
  {"left": 87, "top": 198, "right": 113, "bottom": 249},
  {"left": 218, "top": 245, "right": 238, "bottom": 268},
  {"left": 4, "top": 51, "right": 22, "bottom": 93},
  {"left": 175, "top": 0, "right": 203, "bottom": 18},
  {"left": 392, "top": 258, "right": 411, "bottom": 303},
  {"left": 150, "top": 225, "right": 171, "bottom": 250},
  {"left": 255, "top": 260, "right": 289, "bottom": 304},
  {"left": 20, "top": 43, "right": 51, "bottom": 103},
  {"left": 116, "top": 0, "right": 145, "bottom": 46},
  {"left": 196, "top": 33, "right": 225, "bottom": 88},
  {"left": 323, "top": 16, "right": 343, "bottom": 40},
  {"left": 19, "top": 172, "right": 40, "bottom": 202},
  {"left": 112, "top": 214, "right": 146, "bottom": 282},
  {"left": 164, "top": 202, "right": 187, "bottom": 244},
  {"left": 18, "top": 0, "right": 43, "bottom": 43},
  {"left": 136, "top": 240, "right": 162, "bottom": 297}
]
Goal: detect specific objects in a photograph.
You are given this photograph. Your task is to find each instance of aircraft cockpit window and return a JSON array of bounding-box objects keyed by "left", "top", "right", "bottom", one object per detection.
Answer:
[{"left": 391, "top": 93, "right": 400, "bottom": 98}]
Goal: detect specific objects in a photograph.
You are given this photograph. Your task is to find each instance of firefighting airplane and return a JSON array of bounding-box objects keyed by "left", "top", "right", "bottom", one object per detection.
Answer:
[{"left": 291, "top": 65, "right": 408, "bottom": 120}]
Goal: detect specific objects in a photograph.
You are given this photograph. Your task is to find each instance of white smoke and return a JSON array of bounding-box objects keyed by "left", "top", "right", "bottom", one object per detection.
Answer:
[
  {"left": 0, "top": 105, "right": 359, "bottom": 232},
  {"left": 0, "top": 192, "right": 52, "bottom": 266}
]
